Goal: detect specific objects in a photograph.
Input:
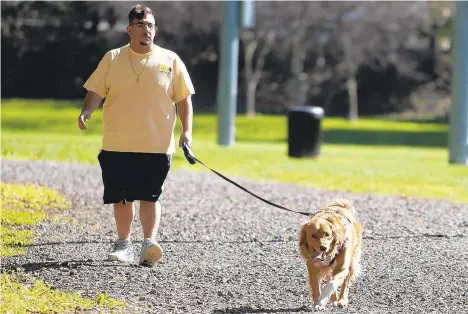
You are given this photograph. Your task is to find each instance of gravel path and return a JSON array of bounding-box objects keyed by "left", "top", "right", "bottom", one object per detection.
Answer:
[{"left": 2, "top": 159, "right": 467, "bottom": 314}]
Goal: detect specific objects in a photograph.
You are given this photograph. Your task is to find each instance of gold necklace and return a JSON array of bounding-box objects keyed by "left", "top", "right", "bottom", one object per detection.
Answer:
[{"left": 129, "top": 48, "right": 153, "bottom": 82}]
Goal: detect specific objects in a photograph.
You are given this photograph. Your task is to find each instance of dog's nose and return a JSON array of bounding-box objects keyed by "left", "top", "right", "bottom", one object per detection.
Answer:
[{"left": 320, "top": 246, "right": 327, "bottom": 252}]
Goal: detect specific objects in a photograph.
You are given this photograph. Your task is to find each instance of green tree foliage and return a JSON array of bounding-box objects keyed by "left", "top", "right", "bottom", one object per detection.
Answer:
[
  {"left": 0, "top": 1, "right": 453, "bottom": 117},
  {"left": 1, "top": 1, "right": 117, "bottom": 99}
]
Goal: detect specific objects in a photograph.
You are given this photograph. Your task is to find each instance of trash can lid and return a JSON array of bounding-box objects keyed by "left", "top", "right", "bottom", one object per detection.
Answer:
[{"left": 289, "top": 106, "right": 324, "bottom": 118}]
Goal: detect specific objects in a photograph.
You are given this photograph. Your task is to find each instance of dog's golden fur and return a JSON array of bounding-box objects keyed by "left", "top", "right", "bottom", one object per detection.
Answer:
[{"left": 299, "top": 198, "right": 362, "bottom": 308}]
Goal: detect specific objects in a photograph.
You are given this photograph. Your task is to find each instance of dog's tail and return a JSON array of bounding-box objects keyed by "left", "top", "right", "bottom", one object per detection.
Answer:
[{"left": 327, "top": 198, "right": 356, "bottom": 215}]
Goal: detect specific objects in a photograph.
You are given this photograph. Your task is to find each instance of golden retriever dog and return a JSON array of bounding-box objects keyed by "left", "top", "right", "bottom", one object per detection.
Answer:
[{"left": 298, "top": 198, "right": 362, "bottom": 310}]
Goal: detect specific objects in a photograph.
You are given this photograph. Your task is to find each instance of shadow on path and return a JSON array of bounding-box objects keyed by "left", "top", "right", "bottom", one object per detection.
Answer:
[
  {"left": 213, "top": 305, "right": 311, "bottom": 313},
  {"left": 2, "top": 259, "right": 138, "bottom": 272}
]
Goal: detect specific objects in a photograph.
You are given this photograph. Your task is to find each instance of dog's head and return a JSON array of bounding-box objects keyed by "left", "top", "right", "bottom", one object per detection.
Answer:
[{"left": 298, "top": 211, "right": 346, "bottom": 262}]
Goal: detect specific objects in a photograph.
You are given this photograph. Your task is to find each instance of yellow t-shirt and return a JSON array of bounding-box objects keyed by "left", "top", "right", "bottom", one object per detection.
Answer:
[{"left": 83, "top": 43, "right": 195, "bottom": 154}]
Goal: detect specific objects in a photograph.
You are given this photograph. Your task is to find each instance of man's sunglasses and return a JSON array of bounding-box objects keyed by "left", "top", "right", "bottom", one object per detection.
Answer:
[{"left": 131, "top": 22, "right": 156, "bottom": 30}]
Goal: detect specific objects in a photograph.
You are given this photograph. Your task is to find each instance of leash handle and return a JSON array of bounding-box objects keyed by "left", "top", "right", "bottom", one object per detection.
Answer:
[
  {"left": 181, "top": 143, "right": 310, "bottom": 216},
  {"left": 182, "top": 143, "right": 196, "bottom": 165}
]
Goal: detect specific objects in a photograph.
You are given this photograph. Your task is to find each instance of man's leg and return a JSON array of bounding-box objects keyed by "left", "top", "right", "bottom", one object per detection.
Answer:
[
  {"left": 107, "top": 201, "right": 135, "bottom": 263},
  {"left": 99, "top": 150, "right": 135, "bottom": 263},
  {"left": 139, "top": 200, "right": 163, "bottom": 267},
  {"left": 139, "top": 200, "right": 161, "bottom": 239},
  {"left": 137, "top": 153, "right": 170, "bottom": 267},
  {"left": 114, "top": 201, "right": 135, "bottom": 240}
]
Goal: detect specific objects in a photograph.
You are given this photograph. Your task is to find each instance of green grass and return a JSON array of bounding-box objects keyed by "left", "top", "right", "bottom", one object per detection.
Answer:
[
  {"left": 2, "top": 98, "right": 467, "bottom": 203},
  {"left": 1, "top": 271, "right": 126, "bottom": 314},
  {"left": 0, "top": 182, "right": 127, "bottom": 313},
  {"left": 0, "top": 183, "right": 71, "bottom": 256}
]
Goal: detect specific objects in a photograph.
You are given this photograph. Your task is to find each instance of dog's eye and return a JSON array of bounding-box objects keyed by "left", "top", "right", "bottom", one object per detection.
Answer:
[
  {"left": 325, "top": 232, "right": 330, "bottom": 237},
  {"left": 312, "top": 234, "right": 317, "bottom": 238}
]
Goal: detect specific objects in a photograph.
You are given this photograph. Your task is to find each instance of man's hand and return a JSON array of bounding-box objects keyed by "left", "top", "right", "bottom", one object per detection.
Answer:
[
  {"left": 179, "top": 130, "right": 192, "bottom": 148},
  {"left": 78, "top": 110, "right": 92, "bottom": 131},
  {"left": 78, "top": 91, "right": 103, "bottom": 131}
]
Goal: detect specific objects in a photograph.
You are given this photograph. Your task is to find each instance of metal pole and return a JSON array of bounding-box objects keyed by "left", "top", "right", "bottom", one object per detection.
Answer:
[
  {"left": 217, "top": 0, "right": 239, "bottom": 146},
  {"left": 239, "top": 0, "right": 255, "bottom": 28},
  {"left": 449, "top": 1, "right": 468, "bottom": 165}
]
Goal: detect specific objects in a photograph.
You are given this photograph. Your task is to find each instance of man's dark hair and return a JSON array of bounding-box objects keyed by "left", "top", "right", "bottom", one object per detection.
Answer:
[{"left": 128, "top": 4, "right": 153, "bottom": 24}]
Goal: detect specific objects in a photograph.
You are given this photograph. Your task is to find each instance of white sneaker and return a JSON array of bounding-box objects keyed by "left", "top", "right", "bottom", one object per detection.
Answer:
[
  {"left": 139, "top": 238, "right": 163, "bottom": 267},
  {"left": 107, "top": 239, "right": 134, "bottom": 263}
]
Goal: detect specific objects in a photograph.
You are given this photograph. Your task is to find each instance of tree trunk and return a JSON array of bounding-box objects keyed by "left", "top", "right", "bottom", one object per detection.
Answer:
[
  {"left": 246, "top": 82, "right": 256, "bottom": 117},
  {"left": 341, "top": 33, "right": 359, "bottom": 121},
  {"left": 323, "top": 80, "right": 339, "bottom": 115},
  {"left": 242, "top": 31, "right": 275, "bottom": 117},
  {"left": 347, "top": 76, "right": 358, "bottom": 121},
  {"left": 244, "top": 39, "right": 257, "bottom": 117},
  {"left": 297, "top": 72, "right": 308, "bottom": 107},
  {"left": 290, "top": 3, "right": 308, "bottom": 107},
  {"left": 291, "top": 44, "right": 307, "bottom": 107}
]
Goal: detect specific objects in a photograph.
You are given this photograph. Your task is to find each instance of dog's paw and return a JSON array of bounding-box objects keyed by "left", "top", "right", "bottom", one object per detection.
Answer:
[
  {"left": 333, "top": 299, "right": 348, "bottom": 308},
  {"left": 314, "top": 298, "right": 329, "bottom": 311},
  {"left": 314, "top": 304, "right": 327, "bottom": 311}
]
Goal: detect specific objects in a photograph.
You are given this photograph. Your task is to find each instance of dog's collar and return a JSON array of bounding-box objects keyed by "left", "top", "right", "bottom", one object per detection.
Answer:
[
  {"left": 329, "top": 238, "right": 347, "bottom": 265},
  {"left": 309, "top": 209, "right": 352, "bottom": 225},
  {"left": 308, "top": 209, "right": 323, "bottom": 217}
]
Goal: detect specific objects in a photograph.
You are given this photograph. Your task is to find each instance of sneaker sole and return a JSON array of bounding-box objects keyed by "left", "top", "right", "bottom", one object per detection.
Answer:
[
  {"left": 107, "top": 254, "right": 133, "bottom": 263},
  {"left": 139, "top": 245, "right": 163, "bottom": 267}
]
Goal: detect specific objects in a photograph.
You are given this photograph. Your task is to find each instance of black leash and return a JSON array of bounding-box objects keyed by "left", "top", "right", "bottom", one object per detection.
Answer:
[{"left": 182, "top": 143, "right": 311, "bottom": 216}]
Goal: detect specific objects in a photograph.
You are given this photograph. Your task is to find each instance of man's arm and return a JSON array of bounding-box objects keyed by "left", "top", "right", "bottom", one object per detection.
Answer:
[
  {"left": 176, "top": 95, "right": 193, "bottom": 147},
  {"left": 78, "top": 91, "right": 103, "bottom": 131}
]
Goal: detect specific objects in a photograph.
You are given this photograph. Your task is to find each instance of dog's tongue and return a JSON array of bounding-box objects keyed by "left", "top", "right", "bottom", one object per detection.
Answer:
[
  {"left": 311, "top": 252, "right": 327, "bottom": 260},
  {"left": 311, "top": 252, "right": 321, "bottom": 259}
]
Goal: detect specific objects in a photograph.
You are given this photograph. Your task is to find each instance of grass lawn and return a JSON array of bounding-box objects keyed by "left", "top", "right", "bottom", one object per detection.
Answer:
[
  {"left": 2, "top": 98, "right": 467, "bottom": 203},
  {"left": 0, "top": 182, "right": 127, "bottom": 313}
]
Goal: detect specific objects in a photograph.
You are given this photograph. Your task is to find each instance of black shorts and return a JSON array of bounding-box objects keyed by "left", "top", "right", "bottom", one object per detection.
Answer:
[{"left": 97, "top": 150, "right": 172, "bottom": 204}]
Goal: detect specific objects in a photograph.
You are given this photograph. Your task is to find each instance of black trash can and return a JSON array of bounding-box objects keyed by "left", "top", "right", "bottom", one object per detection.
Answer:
[{"left": 288, "top": 106, "right": 325, "bottom": 158}]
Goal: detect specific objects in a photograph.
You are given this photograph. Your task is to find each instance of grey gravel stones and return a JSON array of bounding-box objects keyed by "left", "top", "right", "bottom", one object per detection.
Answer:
[{"left": 2, "top": 159, "right": 468, "bottom": 313}]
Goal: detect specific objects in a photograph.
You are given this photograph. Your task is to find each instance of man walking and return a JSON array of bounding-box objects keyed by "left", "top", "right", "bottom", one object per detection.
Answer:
[{"left": 77, "top": 4, "right": 195, "bottom": 267}]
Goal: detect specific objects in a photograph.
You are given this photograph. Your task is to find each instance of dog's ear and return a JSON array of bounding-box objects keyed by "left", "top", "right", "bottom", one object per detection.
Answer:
[
  {"left": 328, "top": 217, "right": 345, "bottom": 252},
  {"left": 298, "top": 222, "right": 309, "bottom": 258}
]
